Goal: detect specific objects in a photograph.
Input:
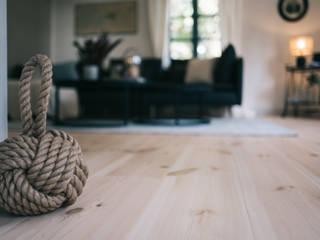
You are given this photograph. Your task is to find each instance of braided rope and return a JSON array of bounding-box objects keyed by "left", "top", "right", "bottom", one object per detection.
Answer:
[
  {"left": 0, "top": 55, "right": 88, "bottom": 215},
  {"left": 19, "top": 54, "right": 52, "bottom": 138}
]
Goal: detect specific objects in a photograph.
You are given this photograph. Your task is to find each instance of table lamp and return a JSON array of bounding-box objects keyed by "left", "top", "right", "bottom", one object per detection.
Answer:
[{"left": 290, "top": 36, "right": 314, "bottom": 68}]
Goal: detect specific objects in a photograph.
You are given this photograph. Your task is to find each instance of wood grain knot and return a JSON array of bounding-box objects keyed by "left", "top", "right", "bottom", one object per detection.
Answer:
[
  {"left": 160, "top": 165, "right": 169, "bottom": 169},
  {"left": 167, "top": 168, "right": 197, "bottom": 176},
  {"left": 231, "top": 142, "right": 242, "bottom": 146},
  {"left": 122, "top": 147, "right": 158, "bottom": 154},
  {"left": 276, "top": 185, "right": 294, "bottom": 191},
  {"left": 217, "top": 149, "right": 231, "bottom": 155},
  {"left": 65, "top": 207, "right": 83, "bottom": 215},
  {"left": 194, "top": 209, "right": 215, "bottom": 216},
  {"left": 211, "top": 166, "right": 219, "bottom": 171},
  {"left": 193, "top": 209, "right": 215, "bottom": 223},
  {"left": 310, "top": 153, "right": 318, "bottom": 158}
]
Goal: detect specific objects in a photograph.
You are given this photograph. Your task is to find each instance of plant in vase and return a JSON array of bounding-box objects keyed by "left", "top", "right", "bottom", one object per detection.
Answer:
[{"left": 73, "top": 33, "right": 122, "bottom": 80}]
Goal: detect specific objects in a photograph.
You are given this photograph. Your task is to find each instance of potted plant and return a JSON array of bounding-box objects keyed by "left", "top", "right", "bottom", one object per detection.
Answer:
[{"left": 73, "top": 33, "right": 122, "bottom": 80}]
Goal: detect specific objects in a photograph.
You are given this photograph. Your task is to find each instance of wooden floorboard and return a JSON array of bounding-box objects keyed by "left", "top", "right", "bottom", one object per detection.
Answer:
[{"left": 1, "top": 117, "right": 320, "bottom": 240}]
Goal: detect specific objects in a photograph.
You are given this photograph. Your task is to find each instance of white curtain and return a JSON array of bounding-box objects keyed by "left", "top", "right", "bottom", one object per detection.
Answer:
[
  {"left": 219, "top": 0, "right": 243, "bottom": 55},
  {"left": 147, "top": 0, "right": 170, "bottom": 67}
]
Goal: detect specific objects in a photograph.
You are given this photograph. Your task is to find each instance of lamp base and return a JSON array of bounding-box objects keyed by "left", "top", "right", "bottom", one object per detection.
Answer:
[{"left": 296, "top": 56, "right": 306, "bottom": 68}]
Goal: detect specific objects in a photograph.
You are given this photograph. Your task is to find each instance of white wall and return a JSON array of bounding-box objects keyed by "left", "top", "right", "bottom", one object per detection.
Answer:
[
  {"left": 7, "top": 0, "right": 51, "bottom": 71},
  {"left": 50, "top": 0, "right": 152, "bottom": 63},
  {"left": 0, "top": 0, "right": 7, "bottom": 141},
  {"left": 241, "top": 0, "right": 320, "bottom": 115}
]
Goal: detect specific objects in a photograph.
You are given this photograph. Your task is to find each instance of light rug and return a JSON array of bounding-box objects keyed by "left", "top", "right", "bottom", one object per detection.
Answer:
[{"left": 9, "top": 118, "right": 298, "bottom": 137}]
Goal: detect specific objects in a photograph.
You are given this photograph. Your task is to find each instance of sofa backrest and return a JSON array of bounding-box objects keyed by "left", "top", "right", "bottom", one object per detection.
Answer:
[
  {"left": 212, "top": 57, "right": 242, "bottom": 89},
  {"left": 166, "top": 60, "right": 189, "bottom": 84},
  {"left": 233, "top": 58, "right": 243, "bottom": 103},
  {"left": 53, "top": 61, "right": 79, "bottom": 81},
  {"left": 107, "top": 57, "right": 243, "bottom": 92},
  {"left": 214, "top": 44, "right": 237, "bottom": 85}
]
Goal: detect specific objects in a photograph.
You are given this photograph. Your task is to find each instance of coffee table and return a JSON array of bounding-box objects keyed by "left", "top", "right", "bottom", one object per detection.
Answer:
[
  {"left": 135, "top": 82, "right": 211, "bottom": 125},
  {"left": 53, "top": 79, "right": 134, "bottom": 126},
  {"left": 53, "top": 79, "right": 210, "bottom": 126}
]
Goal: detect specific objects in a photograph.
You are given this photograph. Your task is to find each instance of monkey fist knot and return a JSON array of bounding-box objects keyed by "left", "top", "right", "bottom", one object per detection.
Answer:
[{"left": 0, "top": 130, "right": 89, "bottom": 216}]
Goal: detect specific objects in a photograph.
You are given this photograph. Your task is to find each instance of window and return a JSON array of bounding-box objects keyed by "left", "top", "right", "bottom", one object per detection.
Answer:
[{"left": 169, "top": 0, "right": 221, "bottom": 60}]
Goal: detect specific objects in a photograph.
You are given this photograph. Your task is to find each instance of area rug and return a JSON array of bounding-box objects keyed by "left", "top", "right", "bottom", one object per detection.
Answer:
[{"left": 9, "top": 118, "right": 298, "bottom": 137}]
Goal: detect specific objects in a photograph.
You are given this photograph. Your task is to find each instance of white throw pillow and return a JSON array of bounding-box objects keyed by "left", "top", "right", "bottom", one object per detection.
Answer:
[{"left": 184, "top": 58, "right": 217, "bottom": 84}]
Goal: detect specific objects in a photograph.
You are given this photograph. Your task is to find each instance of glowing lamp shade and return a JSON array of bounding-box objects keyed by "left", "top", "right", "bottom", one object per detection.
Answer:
[{"left": 290, "top": 36, "right": 314, "bottom": 57}]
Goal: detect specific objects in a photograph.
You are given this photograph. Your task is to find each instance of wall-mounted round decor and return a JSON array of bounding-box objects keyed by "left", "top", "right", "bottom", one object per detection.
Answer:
[{"left": 278, "top": 0, "right": 309, "bottom": 22}]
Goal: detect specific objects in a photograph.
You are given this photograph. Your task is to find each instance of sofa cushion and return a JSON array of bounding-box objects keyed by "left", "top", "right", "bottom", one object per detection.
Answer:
[
  {"left": 214, "top": 44, "right": 236, "bottom": 84},
  {"left": 167, "top": 60, "right": 189, "bottom": 84},
  {"left": 185, "top": 58, "right": 217, "bottom": 84}
]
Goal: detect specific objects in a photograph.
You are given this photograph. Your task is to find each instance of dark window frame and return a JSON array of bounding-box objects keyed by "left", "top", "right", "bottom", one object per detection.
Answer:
[{"left": 169, "top": 0, "right": 219, "bottom": 59}]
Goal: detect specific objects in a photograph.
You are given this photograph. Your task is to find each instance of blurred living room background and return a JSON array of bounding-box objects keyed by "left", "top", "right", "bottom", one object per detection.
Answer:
[
  {"left": 2, "top": 1, "right": 320, "bottom": 238},
  {"left": 6, "top": 0, "right": 320, "bottom": 127}
]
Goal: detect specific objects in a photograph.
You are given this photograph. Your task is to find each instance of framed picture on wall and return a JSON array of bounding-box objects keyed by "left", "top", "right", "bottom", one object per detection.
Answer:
[{"left": 75, "top": 1, "right": 137, "bottom": 35}]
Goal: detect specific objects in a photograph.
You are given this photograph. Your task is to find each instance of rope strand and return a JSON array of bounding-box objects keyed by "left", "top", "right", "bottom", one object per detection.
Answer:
[{"left": 18, "top": 55, "right": 52, "bottom": 138}]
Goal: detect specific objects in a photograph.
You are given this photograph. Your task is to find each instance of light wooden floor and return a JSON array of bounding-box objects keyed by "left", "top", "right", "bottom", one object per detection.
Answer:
[{"left": 1, "top": 117, "right": 320, "bottom": 240}]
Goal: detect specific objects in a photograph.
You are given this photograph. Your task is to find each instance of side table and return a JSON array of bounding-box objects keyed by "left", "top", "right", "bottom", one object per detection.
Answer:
[{"left": 282, "top": 65, "right": 320, "bottom": 117}]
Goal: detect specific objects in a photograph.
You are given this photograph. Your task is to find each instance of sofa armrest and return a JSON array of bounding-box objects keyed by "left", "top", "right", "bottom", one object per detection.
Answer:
[{"left": 233, "top": 58, "right": 243, "bottom": 105}]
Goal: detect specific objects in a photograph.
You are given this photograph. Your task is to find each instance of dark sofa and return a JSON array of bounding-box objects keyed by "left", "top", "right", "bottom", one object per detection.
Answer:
[
  {"left": 135, "top": 45, "right": 243, "bottom": 118},
  {"left": 53, "top": 45, "right": 243, "bottom": 123},
  {"left": 139, "top": 58, "right": 243, "bottom": 107}
]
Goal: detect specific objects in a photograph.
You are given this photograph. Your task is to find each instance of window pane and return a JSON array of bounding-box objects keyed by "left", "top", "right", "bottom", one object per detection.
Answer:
[
  {"left": 170, "top": 17, "right": 193, "bottom": 39},
  {"left": 170, "top": 41, "right": 193, "bottom": 60},
  {"left": 170, "top": 0, "right": 193, "bottom": 17},
  {"left": 198, "top": 0, "right": 219, "bottom": 15},
  {"left": 198, "top": 17, "right": 220, "bottom": 39},
  {"left": 197, "top": 40, "right": 221, "bottom": 58}
]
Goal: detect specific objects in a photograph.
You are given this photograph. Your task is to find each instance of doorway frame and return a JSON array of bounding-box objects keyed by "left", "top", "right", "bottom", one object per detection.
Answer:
[{"left": 0, "top": 0, "right": 8, "bottom": 141}]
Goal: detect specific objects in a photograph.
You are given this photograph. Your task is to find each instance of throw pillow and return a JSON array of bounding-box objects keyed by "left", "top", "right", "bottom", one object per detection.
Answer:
[
  {"left": 185, "top": 58, "right": 217, "bottom": 84},
  {"left": 214, "top": 44, "right": 236, "bottom": 84}
]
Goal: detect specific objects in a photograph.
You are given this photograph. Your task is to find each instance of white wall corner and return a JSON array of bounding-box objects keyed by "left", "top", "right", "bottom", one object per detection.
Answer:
[{"left": 0, "top": 0, "right": 8, "bottom": 141}]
